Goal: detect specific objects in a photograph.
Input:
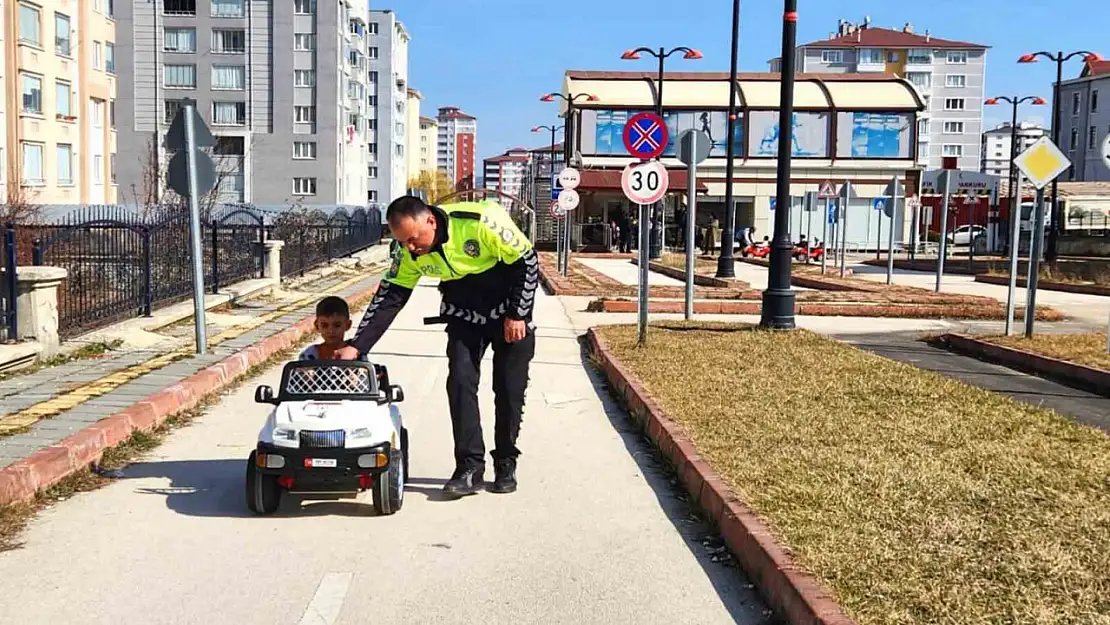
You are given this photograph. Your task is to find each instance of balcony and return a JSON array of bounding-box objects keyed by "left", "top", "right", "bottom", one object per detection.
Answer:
[{"left": 905, "top": 50, "right": 934, "bottom": 70}]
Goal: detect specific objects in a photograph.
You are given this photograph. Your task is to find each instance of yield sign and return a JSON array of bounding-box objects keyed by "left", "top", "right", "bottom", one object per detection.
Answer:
[
  {"left": 817, "top": 180, "right": 837, "bottom": 199},
  {"left": 622, "top": 112, "right": 669, "bottom": 160}
]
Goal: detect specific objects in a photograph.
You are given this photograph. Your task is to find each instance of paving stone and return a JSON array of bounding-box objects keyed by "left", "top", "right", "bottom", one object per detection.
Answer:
[{"left": 53, "top": 409, "right": 111, "bottom": 423}]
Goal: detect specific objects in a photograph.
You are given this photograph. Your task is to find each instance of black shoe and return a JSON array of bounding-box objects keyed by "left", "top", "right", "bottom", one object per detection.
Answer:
[
  {"left": 443, "top": 466, "right": 484, "bottom": 498},
  {"left": 489, "top": 458, "right": 517, "bottom": 494}
]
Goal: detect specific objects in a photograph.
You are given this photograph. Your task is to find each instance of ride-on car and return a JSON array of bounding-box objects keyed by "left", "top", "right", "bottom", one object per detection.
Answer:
[{"left": 246, "top": 359, "right": 408, "bottom": 516}]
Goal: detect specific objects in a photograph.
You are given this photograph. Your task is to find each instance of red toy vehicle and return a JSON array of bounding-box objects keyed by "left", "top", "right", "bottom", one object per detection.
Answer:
[
  {"left": 793, "top": 244, "right": 824, "bottom": 262},
  {"left": 740, "top": 243, "right": 771, "bottom": 258}
]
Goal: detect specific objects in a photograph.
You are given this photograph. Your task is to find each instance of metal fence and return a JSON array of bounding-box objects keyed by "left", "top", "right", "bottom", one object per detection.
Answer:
[{"left": 10, "top": 204, "right": 382, "bottom": 340}]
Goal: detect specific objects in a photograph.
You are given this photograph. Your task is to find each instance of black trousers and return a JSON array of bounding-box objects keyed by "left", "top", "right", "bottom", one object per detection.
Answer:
[{"left": 445, "top": 321, "right": 535, "bottom": 470}]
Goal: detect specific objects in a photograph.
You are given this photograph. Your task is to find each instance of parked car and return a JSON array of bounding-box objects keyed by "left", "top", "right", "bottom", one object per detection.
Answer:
[{"left": 947, "top": 225, "right": 986, "bottom": 246}]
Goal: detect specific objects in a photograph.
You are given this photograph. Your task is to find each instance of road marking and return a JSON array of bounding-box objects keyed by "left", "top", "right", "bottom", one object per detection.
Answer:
[
  {"left": 297, "top": 572, "right": 353, "bottom": 625},
  {"left": 0, "top": 267, "right": 384, "bottom": 435}
]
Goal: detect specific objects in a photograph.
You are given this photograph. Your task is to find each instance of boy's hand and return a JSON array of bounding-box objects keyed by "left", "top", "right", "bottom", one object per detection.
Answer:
[{"left": 334, "top": 345, "right": 360, "bottom": 361}]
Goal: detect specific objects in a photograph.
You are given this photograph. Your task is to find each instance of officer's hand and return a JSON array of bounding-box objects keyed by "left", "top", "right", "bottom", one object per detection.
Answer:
[
  {"left": 334, "top": 345, "right": 361, "bottom": 361},
  {"left": 504, "top": 318, "right": 526, "bottom": 343}
]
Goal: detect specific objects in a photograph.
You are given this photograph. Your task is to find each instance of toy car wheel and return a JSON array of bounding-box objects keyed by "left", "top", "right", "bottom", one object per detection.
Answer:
[
  {"left": 400, "top": 427, "right": 410, "bottom": 484},
  {"left": 372, "top": 449, "right": 405, "bottom": 516},
  {"left": 246, "top": 451, "right": 282, "bottom": 515}
]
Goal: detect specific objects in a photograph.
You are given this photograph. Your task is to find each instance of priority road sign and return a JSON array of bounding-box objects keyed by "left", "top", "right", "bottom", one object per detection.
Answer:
[
  {"left": 818, "top": 180, "right": 837, "bottom": 199},
  {"left": 1013, "top": 136, "right": 1071, "bottom": 190},
  {"left": 621, "top": 160, "right": 669, "bottom": 205},
  {"left": 623, "top": 112, "right": 669, "bottom": 160}
]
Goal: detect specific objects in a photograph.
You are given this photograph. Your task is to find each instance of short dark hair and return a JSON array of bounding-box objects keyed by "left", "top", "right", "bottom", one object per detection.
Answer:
[
  {"left": 386, "top": 196, "right": 432, "bottom": 223},
  {"left": 316, "top": 296, "right": 349, "bottom": 318}
]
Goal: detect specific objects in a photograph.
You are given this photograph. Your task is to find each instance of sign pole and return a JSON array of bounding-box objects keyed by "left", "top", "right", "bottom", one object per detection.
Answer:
[
  {"left": 638, "top": 202, "right": 650, "bottom": 345},
  {"left": 821, "top": 199, "right": 829, "bottom": 273},
  {"left": 839, "top": 181, "right": 850, "bottom": 278},
  {"left": 1005, "top": 172, "right": 1024, "bottom": 336},
  {"left": 183, "top": 101, "right": 208, "bottom": 354},
  {"left": 684, "top": 135, "right": 698, "bottom": 320},
  {"left": 935, "top": 170, "right": 951, "bottom": 293},
  {"left": 564, "top": 210, "right": 572, "bottom": 276},
  {"left": 886, "top": 177, "right": 900, "bottom": 285},
  {"left": 1024, "top": 186, "right": 1047, "bottom": 337}
]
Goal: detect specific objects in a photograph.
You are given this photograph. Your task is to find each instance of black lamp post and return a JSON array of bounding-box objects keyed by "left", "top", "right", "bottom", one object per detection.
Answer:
[
  {"left": 620, "top": 45, "right": 703, "bottom": 260},
  {"left": 984, "top": 95, "right": 1047, "bottom": 254},
  {"left": 759, "top": 0, "right": 798, "bottom": 330},
  {"left": 533, "top": 124, "right": 565, "bottom": 270},
  {"left": 541, "top": 92, "right": 600, "bottom": 166},
  {"left": 1017, "top": 50, "right": 1103, "bottom": 264},
  {"left": 716, "top": 0, "right": 742, "bottom": 278}
]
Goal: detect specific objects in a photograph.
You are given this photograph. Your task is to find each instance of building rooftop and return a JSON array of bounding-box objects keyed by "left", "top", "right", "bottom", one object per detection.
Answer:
[
  {"left": 799, "top": 24, "right": 988, "bottom": 50},
  {"left": 1081, "top": 59, "right": 1110, "bottom": 78},
  {"left": 438, "top": 106, "right": 477, "bottom": 120},
  {"left": 419, "top": 116, "right": 437, "bottom": 124}
]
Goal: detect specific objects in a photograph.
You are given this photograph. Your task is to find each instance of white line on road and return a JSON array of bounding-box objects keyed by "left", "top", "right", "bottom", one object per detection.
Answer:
[{"left": 298, "top": 572, "right": 353, "bottom": 625}]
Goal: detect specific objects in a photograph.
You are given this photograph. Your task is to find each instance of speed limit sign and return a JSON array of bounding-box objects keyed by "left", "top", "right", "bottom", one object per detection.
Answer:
[{"left": 621, "top": 161, "right": 669, "bottom": 205}]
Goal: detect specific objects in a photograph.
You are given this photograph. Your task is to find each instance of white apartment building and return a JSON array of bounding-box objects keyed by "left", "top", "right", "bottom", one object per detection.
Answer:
[
  {"left": 436, "top": 105, "right": 476, "bottom": 188},
  {"left": 483, "top": 147, "right": 531, "bottom": 209},
  {"left": 404, "top": 87, "right": 421, "bottom": 183},
  {"left": 367, "top": 9, "right": 408, "bottom": 206},
  {"left": 774, "top": 18, "right": 988, "bottom": 172},
  {"left": 416, "top": 115, "right": 436, "bottom": 177},
  {"left": 981, "top": 121, "right": 1045, "bottom": 178}
]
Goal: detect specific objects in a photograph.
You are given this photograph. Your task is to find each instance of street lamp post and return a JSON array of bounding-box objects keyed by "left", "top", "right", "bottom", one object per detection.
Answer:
[
  {"left": 1017, "top": 50, "right": 1102, "bottom": 264},
  {"left": 533, "top": 124, "right": 565, "bottom": 273},
  {"left": 717, "top": 0, "right": 742, "bottom": 278},
  {"left": 541, "top": 92, "right": 599, "bottom": 256},
  {"left": 621, "top": 45, "right": 703, "bottom": 260},
  {"left": 984, "top": 95, "right": 1047, "bottom": 243},
  {"left": 760, "top": 0, "right": 799, "bottom": 330}
]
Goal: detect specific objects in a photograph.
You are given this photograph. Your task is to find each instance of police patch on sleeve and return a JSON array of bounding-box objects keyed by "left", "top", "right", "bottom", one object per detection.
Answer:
[
  {"left": 464, "top": 239, "right": 481, "bottom": 257},
  {"left": 500, "top": 227, "right": 513, "bottom": 244},
  {"left": 386, "top": 248, "right": 402, "bottom": 278}
]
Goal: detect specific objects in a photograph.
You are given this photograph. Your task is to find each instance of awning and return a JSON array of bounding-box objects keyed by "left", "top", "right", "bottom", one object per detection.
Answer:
[{"left": 579, "top": 169, "right": 708, "bottom": 193}]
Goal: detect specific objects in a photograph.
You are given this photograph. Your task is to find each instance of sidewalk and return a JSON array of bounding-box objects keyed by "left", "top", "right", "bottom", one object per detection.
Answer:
[{"left": 0, "top": 247, "right": 389, "bottom": 474}]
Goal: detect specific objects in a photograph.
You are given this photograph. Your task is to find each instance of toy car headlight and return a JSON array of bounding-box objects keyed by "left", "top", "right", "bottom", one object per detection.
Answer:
[
  {"left": 274, "top": 427, "right": 297, "bottom": 441},
  {"left": 349, "top": 427, "right": 372, "bottom": 439}
]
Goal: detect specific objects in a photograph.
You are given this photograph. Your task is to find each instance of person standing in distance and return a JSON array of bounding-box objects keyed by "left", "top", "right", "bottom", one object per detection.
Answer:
[{"left": 333, "top": 196, "right": 540, "bottom": 498}]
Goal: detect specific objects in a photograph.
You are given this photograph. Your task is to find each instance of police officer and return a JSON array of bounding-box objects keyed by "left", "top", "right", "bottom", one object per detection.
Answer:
[{"left": 334, "top": 195, "right": 539, "bottom": 499}]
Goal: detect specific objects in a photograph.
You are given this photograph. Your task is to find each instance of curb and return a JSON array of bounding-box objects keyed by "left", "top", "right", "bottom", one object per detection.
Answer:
[
  {"left": 585, "top": 328, "right": 855, "bottom": 625},
  {"left": 588, "top": 299, "right": 1048, "bottom": 320},
  {"left": 743, "top": 257, "right": 855, "bottom": 278},
  {"left": 0, "top": 282, "right": 380, "bottom": 508},
  {"left": 860, "top": 258, "right": 980, "bottom": 276},
  {"left": 973, "top": 274, "right": 1110, "bottom": 297},
  {"left": 931, "top": 333, "right": 1110, "bottom": 398}
]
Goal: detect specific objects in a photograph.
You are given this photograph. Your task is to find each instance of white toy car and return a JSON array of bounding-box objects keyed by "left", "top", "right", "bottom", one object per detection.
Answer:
[{"left": 246, "top": 359, "right": 409, "bottom": 516}]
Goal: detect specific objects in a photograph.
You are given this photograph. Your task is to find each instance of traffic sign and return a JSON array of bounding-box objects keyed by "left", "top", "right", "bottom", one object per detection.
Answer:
[
  {"left": 167, "top": 150, "right": 217, "bottom": 196},
  {"left": 1102, "top": 134, "right": 1110, "bottom": 173},
  {"left": 621, "top": 161, "right": 669, "bottom": 205},
  {"left": 818, "top": 180, "right": 837, "bottom": 199},
  {"left": 804, "top": 191, "right": 818, "bottom": 211},
  {"left": 770, "top": 197, "right": 776, "bottom": 211},
  {"left": 550, "top": 175, "right": 562, "bottom": 201},
  {"left": 165, "top": 99, "right": 215, "bottom": 151},
  {"left": 884, "top": 177, "right": 905, "bottom": 198},
  {"left": 676, "top": 129, "right": 711, "bottom": 166},
  {"left": 550, "top": 201, "right": 564, "bottom": 219},
  {"left": 558, "top": 188, "right": 580, "bottom": 211},
  {"left": 558, "top": 167, "right": 580, "bottom": 190},
  {"left": 872, "top": 197, "right": 887, "bottom": 212},
  {"left": 1013, "top": 136, "right": 1072, "bottom": 190},
  {"left": 622, "top": 112, "right": 669, "bottom": 160},
  {"left": 827, "top": 201, "right": 838, "bottom": 225}
]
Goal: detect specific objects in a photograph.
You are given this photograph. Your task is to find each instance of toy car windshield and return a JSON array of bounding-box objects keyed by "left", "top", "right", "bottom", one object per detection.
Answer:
[{"left": 277, "top": 361, "right": 380, "bottom": 400}]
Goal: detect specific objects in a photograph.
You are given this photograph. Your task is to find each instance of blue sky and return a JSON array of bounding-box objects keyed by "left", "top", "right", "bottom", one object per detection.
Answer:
[{"left": 399, "top": 0, "right": 1107, "bottom": 162}]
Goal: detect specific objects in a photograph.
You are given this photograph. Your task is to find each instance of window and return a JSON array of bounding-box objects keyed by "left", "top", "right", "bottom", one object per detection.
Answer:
[
  {"left": 368, "top": 166, "right": 378, "bottom": 178},
  {"left": 163, "top": 0, "right": 196, "bottom": 15},
  {"left": 294, "top": 33, "right": 315, "bottom": 50},
  {"left": 906, "top": 72, "right": 930, "bottom": 89},
  {"left": 164, "top": 64, "right": 196, "bottom": 88},
  {"left": 212, "top": 101, "right": 246, "bottom": 126},
  {"left": 294, "top": 70, "right": 315, "bottom": 87},
  {"left": 1072, "top": 92, "right": 1082, "bottom": 115},
  {"left": 110, "top": 99, "right": 116, "bottom": 127},
  {"left": 293, "top": 177, "right": 317, "bottom": 195},
  {"left": 1070, "top": 128, "right": 1078, "bottom": 150},
  {"left": 887, "top": 51, "right": 900, "bottom": 63},
  {"left": 944, "top": 98, "right": 965, "bottom": 111},
  {"left": 821, "top": 50, "right": 843, "bottom": 64},
  {"left": 107, "top": 0, "right": 115, "bottom": 18},
  {"left": 294, "top": 0, "right": 315, "bottom": 14},
  {"left": 293, "top": 141, "right": 317, "bottom": 159},
  {"left": 945, "top": 74, "right": 966, "bottom": 88},
  {"left": 106, "top": 43, "right": 115, "bottom": 73},
  {"left": 943, "top": 121, "right": 964, "bottom": 134},
  {"left": 368, "top": 143, "right": 378, "bottom": 155},
  {"left": 94, "top": 42, "right": 102, "bottom": 69},
  {"left": 91, "top": 99, "right": 104, "bottom": 127},
  {"left": 942, "top": 144, "right": 963, "bottom": 157},
  {"left": 368, "top": 119, "right": 377, "bottom": 131},
  {"left": 368, "top": 95, "right": 378, "bottom": 106},
  {"left": 111, "top": 154, "right": 117, "bottom": 184},
  {"left": 55, "top": 13, "right": 71, "bottom": 55},
  {"left": 917, "top": 119, "right": 930, "bottom": 135},
  {"left": 858, "top": 48, "right": 883, "bottom": 65},
  {"left": 368, "top": 22, "right": 378, "bottom": 35},
  {"left": 164, "top": 27, "right": 196, "bottom": 52},
  {"left": 19, "top": 3, "right": 40, "bottom": 46},
  {"left": 164, "top": 99, "right": 184, "bottom": 124},
  {"left": 94, "top": 156, "right": 103, "bottom": 184},
  {"left": 55, "top": 81, "right": 71, "bottom": 117},
  {"left": 212, "top": 29, "right": 246, "bottom": 53},
  {"left": 369, "top": 71, "right": 378, "bottom": 82},
  {"left": 212, "top": 65, "right": 245, "bottom": 90},
  {"left": 1094, "top": 90, "right": 1100, "bottom": 112},
  {"left": 907, "top": 48, "right": 931, "bottom": 64},
  {"left": 210, "top": 0, "right": 244, "bottom": 17},
  {"left": 214, "top": 136, "right": 245, "bottom": 155},
  {"left": 294, "top": 106, "right": 315, "bottom": 123},
  {"left": 22, "top": 143, "right": 44, "bottom": 184},
  {"left": 946, "top": 51, "right": 968, "bottom": 64},
  {"left": 56, "top": 144, "right": 73, "bottom": 185},
  {"left": 368, "top": 47, "right": 379, "bottom": 59},
  {"left": 21, "top": 74, "right": 42, "bottom": 114},
  {"left": 1090, "top": 126, "right": 1098, "bottom": 148}
]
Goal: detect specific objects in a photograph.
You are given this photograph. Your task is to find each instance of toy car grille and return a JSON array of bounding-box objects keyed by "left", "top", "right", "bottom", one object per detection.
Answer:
[
  {"left": 285, "top": 365, "right": 374, "bottom": 396},
  {"left": 300, "top": 429, "right": 346, "bottom": 449}
]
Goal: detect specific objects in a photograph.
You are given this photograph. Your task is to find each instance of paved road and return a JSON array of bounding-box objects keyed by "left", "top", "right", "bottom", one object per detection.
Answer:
[
  {"left": 840, "top": 332, "right": 1110, "bottom": 433},
  {"left": 0, "top": 284, "right": 770, "bottom": 624}
]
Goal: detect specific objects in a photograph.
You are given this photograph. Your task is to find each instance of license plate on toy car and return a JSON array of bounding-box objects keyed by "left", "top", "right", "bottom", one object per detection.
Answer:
[{"left": 305, "top": 458, "right": 337, "bottom": 468}]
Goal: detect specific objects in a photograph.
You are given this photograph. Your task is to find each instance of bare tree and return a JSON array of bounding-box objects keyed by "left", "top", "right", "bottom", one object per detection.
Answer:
[
  {"left": 2, "top": 159, "right": 43, "bottom": 224},
  {"left": 125, "top": 135, "right": 257, "bottom": 221}
]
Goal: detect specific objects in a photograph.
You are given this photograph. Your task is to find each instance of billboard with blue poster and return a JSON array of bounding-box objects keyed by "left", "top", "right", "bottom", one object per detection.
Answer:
[
  {"left": 836, "top": 112, "right": 913, "bottom": 159},
  {"left": 745, "top": 111, "right": 829, "bottom": 157},
  {"left": 581, "top": 109, "right": 744, "bottom": 158}
]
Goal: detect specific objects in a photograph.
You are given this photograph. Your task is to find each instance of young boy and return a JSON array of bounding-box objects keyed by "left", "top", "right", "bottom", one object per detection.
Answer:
[{"left": 299, "top": 295, "right": 356, "bottom": 361}]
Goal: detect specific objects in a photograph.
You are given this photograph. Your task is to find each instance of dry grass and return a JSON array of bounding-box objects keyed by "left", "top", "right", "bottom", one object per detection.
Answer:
[
  {"left": 659, "top": 252, "right": 719, "bottom": 272},
  {"left": 986, "top": 332, "right": 1110, "bottom": 371},
  {"left": 597, "top": 322, "right": 1110, "bottom": 625}
]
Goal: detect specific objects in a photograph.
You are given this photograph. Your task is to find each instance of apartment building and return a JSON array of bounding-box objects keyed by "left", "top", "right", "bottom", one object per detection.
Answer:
[
  {"left": 483, "top": 147, "right": 531, "bottom": 209},
  {"left": 436, "top": 105, "right": 476, "bottom": 187},
  {"left": 404, "top": 86, "right": 420, "bottom": 184},
  {"left": 114, "top": 0, "right": 371, "bottom": 206},
  {"left": 366, "top": 9, "right": 408, "bottom": 205},
  {"left": 1057, "top": 59, "right": 1110, "bottom": 181},
  {"left": 981, "top": 121, "right": 1045, "bottom": 178},
  {"left": 775, "top": 18, "right": 988, "bottom": 172},
  {"left": 6, "top": 0, "right": 118, "bottom": 205},
  {"left": 416, "top": 115, "right": 436, "bottom": 176}
]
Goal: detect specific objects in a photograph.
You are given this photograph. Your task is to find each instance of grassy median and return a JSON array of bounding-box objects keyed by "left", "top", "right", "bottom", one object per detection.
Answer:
[
  {"left": 597, "top": 322, "right": 1110, "bottom": 625},
  {"left": 986, "top": 332, "right": 1110, "bottom": 372}
]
